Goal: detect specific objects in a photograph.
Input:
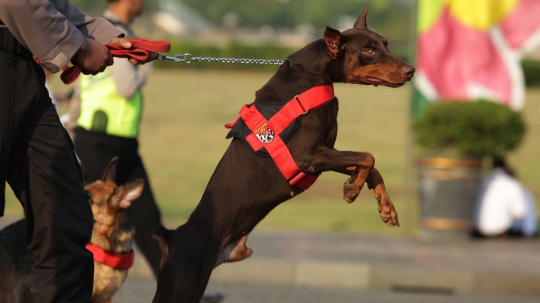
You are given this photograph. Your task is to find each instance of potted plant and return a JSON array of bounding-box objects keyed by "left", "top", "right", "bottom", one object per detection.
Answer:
[{"left": 412, "top": 100, "right": 526, "bottom": 238}]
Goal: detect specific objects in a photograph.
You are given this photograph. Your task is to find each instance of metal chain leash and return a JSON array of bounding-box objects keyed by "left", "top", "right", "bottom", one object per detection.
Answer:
[{"left": 157, "top": 53, "right": 284, "bottom": 65}]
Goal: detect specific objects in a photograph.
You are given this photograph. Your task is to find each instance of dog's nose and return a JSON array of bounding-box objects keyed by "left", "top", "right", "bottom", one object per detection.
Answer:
[{"left": 402, "top": 65, "right": 415, "bottom": 77}]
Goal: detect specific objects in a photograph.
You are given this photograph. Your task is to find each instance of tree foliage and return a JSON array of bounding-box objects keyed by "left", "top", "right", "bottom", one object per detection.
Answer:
[{"left": 71, "top": 0, "right": 412, "bottom": 41}]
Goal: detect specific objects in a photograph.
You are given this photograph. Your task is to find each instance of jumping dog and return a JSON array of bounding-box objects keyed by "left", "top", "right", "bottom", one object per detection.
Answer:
[{"left": 152, "top": 6, "right": 414, "bottom": 303}]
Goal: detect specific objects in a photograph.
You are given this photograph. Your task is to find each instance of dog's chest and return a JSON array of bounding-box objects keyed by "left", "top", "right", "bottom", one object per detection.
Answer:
[
  {"left": 92, "top": 262, "right": 128, "bottom": 301},
  {"left": 226, "top": 101, "right": 300, "bottom": 157}
]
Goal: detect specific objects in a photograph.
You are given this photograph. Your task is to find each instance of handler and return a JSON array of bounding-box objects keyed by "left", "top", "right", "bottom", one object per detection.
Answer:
[{"left": 0, "top": 1, "right": 152, "bottom": 303}]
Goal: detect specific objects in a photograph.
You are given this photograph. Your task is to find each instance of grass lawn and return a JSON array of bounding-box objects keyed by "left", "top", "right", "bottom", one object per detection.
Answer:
[{"left": 4, "top": 69, "right": 540, "bottom": 236}]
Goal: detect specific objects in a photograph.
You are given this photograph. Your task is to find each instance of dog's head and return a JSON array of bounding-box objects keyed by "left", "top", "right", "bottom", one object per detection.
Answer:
[
  {"left": 84, "top": 157, "right": 144, "bottom": 248},
  {"left": 322, "top": 5, "right": 415, "bottom": 87}
]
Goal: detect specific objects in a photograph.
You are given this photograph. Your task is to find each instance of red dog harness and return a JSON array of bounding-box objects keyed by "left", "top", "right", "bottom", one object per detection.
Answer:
[
  {"left": 86, "top": 243, "right": 134, "bottom": 269},
  {"left": 59, "top": 38, "right": 171, "bottom": 84},
  {"left": 226, "top": 84, "right": 335, "bottom": 190}
]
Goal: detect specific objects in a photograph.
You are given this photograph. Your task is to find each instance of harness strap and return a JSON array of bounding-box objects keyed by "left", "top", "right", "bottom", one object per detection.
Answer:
[
  {"left": 86, "top": 243, "right": 134, "bottom": 269},
  {"left": 229, "top": 85, "right": 334, "bottom": 190},
  {"left": 60, "top": 38, "right": 170, "bottom": 84}
]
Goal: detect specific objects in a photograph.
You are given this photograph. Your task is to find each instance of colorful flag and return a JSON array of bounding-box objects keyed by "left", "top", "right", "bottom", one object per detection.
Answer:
[{"left": 412, "top": 0, "right": 540, "bottom": 115}]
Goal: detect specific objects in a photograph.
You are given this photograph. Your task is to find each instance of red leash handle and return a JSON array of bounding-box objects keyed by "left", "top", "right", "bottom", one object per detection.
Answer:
[{"left": 60, "top": 38, "right": 170, "bottom": 84}]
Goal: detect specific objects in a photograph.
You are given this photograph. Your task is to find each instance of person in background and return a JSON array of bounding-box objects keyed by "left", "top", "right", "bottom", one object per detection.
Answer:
[
  {"left": 506, "top": 168, "right": 538, "bottom": 238},
  {"left": 0, "top": 0, "right": 149, "bottom": 302},
  {"left": 473, "top": 157, "right": 529, "bottom": 238},
  {"left": 71, "top": 0, "right": 222, "bottom": 302}
]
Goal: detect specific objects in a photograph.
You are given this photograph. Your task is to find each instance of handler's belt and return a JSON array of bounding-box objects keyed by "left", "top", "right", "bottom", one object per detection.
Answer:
[
  {"left": 86, "top": 243, "right": 134, "bottom": 269},
  {"left": 225, "top": 84, "right": 334, "bottom": 190}
]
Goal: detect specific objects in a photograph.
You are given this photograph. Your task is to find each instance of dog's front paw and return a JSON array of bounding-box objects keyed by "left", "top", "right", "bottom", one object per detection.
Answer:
[
  {"left": 343, "top": 179, "right": 363, "bottom": 203},
  {"left": 377, "top": 194, "right": 399, "bottom": 227}
]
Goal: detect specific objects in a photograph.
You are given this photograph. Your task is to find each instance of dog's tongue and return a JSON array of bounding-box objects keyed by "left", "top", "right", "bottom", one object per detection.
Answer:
[{"left": 366, "top": 77, "right": 383, "bottom": 83}]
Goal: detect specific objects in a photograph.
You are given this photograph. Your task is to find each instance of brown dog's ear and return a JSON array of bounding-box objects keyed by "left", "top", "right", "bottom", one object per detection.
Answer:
[
  {"left": 101, "top": 157, "right": 119, "bottom": 184},
  {"left": 116, "top": 179, "right": 144, "bottom": 208},
  {"left": 324, "top": 26, "right": 344, "bottom": 59},
  {"left": 153, "top": 224, "right": 172, "bottom": 268},
  {"left": 353, "top": 4, "right": 369, "bottom": 29}
]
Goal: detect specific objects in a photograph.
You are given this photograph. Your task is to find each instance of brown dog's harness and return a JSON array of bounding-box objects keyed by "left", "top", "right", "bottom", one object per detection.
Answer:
[
  {"left": 225, "top": 84, "right": 335, "bottom": 190},
  {"left": 86, "top": 243, "right": 134, "bottom": 269}
]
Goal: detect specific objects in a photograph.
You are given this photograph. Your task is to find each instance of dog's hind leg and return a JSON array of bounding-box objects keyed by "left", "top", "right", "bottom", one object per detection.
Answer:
[
  {"left": 227, "top": 235, "right": 253, "bottom": 262},
  {"left": 214, "top": 234, "right": 253, "bottom": 268}
]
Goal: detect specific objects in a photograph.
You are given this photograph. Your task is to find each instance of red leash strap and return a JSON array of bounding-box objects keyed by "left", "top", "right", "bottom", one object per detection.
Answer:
[
  {"left": 226, "top": 85, "right": 334, "bottom": 190},
  {"left": 60, "top": 38, "right": 171, "bottom": 84},
  {"left": 86, "top": 243, "right": 135, "bottom": 269}
]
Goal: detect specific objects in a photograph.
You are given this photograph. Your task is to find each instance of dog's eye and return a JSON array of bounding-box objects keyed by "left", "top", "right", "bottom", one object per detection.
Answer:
[{"left": 363, "top": 48, "right": 375, "bottom": 55}]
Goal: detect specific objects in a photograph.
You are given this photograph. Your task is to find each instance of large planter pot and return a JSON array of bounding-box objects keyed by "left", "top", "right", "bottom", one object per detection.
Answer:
[{"left": 417, "top": 157, "right": 482, "bottom": 239}]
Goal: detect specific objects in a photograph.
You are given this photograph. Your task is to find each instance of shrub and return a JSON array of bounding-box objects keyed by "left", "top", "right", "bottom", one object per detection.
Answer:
[
  {"left": 522, "top": 60, "right": 540, "bottom": 87},
  {"left": 412, "top": 100, "right": 526, "bottom": 159}
]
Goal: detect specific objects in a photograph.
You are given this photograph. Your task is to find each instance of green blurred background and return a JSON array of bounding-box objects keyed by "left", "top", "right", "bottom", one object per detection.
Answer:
[
  {"left": 5, "top": 70, "right": 540, "bottom": 235},
  {"left": 3, "top": 0, "right": 540, "bottom": 236}
]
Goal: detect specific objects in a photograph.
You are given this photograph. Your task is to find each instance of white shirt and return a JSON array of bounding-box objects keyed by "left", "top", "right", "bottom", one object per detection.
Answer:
[{"left": 474, "top": 168, "right": 527, "bottom": 236}]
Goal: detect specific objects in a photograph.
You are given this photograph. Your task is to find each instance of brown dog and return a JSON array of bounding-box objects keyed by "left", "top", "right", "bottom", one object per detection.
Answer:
[
  {"left": 0, "top": 157, "right": 143, "bottom": 303},
  {"left": 152, "top": 5, "right": 414, "bottom": 303}
]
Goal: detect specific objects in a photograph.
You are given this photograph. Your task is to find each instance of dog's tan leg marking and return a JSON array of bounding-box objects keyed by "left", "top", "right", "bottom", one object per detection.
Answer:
[
  {"left": 227, "top": 235, "right": 253, "bottom": 262},
  {"left": 342, "top": 152, "right": 374, "bottom": 203},
  {"left": 153, "top": 234, "right": 170, "bottom": 269},
  {"left": 366, "top": 168, "right": 399, "bottom": 226}
]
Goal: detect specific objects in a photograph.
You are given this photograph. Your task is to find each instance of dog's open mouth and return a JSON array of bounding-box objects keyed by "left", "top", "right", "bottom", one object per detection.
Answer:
[
  {"left": 366, "top": 76, "right": 384, "bottom": 83},
  {"left": 365, "top": 77, "right": 405, "bottom": 87}
]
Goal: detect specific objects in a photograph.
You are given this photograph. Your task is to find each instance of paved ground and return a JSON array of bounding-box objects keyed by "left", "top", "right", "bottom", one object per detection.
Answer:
[
  {"left": 114, "top": 277, "right": 540, "bottom": 303},
  {"left": 238, "top": 229, "right": 540, "bottom": 274},
  {"left": 2, "top": 217, "right": 540, "bottom": 298}
]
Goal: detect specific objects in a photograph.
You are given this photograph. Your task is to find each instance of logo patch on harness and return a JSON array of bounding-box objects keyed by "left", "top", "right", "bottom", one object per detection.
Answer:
[{"left": 254, "top": 122, "right": 274, "bottom": 143}]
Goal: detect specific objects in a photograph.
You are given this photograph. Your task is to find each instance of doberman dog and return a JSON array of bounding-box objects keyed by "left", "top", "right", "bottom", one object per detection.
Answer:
[{"left": 152, "top": 5, "right": 414, "bottom": 303}]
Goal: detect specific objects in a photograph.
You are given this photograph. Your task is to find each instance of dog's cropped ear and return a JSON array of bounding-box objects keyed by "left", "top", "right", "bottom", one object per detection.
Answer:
[
  {"left": 101, "top": 157, "right": 119, "bottom": 184},
  {"left": 153, "top": 224, "right": 172, "bottom": 268},
  {"left": 353, "top": 4, "right": 369, "bottom": 29},
  {"left": 116, "top": 179, "right": 144, "bottom": 209},
  {"left": 324, "top": 26, "right": 345, "bottom": 59}
]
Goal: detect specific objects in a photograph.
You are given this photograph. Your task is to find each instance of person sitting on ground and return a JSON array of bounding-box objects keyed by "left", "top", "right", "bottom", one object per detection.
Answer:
[
  {"left": 473, "top": 157, "right": 528, "bottom": 238},
  {"left": 505, "top": 168, "right": 538, "bottom": 238}
]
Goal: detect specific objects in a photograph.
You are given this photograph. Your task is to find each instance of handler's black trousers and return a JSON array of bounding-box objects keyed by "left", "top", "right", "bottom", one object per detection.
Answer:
[
  {"left": 74, "top": 127, "right": 163, "bottom": 277},
  {"left": 0, "top": 39, "right": 94, "bottom": 302}
]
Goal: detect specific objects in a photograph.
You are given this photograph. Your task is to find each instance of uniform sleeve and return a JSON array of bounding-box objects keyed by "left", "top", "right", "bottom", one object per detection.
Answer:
[
  {"left": 0, "top": 0, "right": 122, "bottom": 73},
  {"left": 109, "top": 57, "right": 153, "bottom": 99}
]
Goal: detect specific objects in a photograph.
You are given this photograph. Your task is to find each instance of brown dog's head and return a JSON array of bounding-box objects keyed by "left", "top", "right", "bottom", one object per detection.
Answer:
[
  {"left": 84, "top": 157, "right": 144, "bottom": 250},
  {"left": 322, "top": 5, "right": 415, "bottom": 87}
]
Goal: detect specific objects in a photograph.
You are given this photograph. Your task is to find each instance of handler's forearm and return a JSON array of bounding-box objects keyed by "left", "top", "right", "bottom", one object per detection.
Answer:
[{"left": 0, "top": 0, "right": 121, "bottom": 73}]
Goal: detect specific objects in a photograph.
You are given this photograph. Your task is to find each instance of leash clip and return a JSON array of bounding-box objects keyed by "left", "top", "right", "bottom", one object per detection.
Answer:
[{"left": 157, "top": 53, "right": 193, "bottom": 64}]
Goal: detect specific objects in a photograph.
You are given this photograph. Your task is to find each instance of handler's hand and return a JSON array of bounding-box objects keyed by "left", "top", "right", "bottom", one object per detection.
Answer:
[
  {"left": 109, "top": 37, "right": 158, "bottom": 65},
  {"left": 71, "top": 37, "right": 113, "bottom": 75}
]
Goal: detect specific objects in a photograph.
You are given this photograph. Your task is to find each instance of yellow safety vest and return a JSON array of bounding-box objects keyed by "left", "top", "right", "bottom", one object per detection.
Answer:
[{"left": 77, "top": 69, "right": 142, "bottom": 138}]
